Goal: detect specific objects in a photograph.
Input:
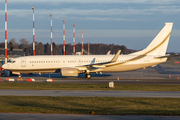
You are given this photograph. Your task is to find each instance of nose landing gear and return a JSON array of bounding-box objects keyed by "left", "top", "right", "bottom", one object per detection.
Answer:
[{"left": 17, "top": 74, "right": 23, "bottom": 81}]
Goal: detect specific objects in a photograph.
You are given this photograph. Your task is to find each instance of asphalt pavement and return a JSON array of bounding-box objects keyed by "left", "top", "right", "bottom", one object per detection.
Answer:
[
  {"left": 0, "top": 113, "right": 180, "bottom": 120},
  {"left": 1, "top": 90, "right": 180, "bottom": 98}
]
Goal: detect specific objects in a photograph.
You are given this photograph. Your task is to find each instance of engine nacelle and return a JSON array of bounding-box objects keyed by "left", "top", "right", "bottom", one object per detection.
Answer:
[{"left": 61, "top": 68, "right": 79, "bottom": 76}]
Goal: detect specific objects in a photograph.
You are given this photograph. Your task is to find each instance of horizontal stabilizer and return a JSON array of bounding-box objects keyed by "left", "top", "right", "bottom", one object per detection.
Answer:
[{"left": 154, "top": 54, "right": 178, "bottom": 59}]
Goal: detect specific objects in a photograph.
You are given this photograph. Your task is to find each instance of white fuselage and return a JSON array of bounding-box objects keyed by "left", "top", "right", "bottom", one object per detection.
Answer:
[{"left": 3, "top": 54, "right": 166, "bottom": 74}]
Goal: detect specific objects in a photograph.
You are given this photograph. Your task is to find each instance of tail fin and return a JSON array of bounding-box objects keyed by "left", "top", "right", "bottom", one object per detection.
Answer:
[
  {"left": 132, "top": 23, "right": 173, "bottom": 56},
  {"left": 146, "top": 23, "right": 173, "bottom": 55}
]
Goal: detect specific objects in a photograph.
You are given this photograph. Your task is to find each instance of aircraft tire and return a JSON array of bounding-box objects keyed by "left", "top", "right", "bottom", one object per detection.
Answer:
[{"left": 86, "top": 74, "right": 91, "bottom": 79}]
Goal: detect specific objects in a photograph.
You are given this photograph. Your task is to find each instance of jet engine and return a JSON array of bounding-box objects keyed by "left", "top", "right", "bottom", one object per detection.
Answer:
[{"left": 61, "top": 68, "right": 79, "bottom": 76}]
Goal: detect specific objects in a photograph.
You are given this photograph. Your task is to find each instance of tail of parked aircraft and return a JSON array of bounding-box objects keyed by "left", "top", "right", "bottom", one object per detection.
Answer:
[{"left": 132, "top": 23, "right": 173, "bottom": 56}]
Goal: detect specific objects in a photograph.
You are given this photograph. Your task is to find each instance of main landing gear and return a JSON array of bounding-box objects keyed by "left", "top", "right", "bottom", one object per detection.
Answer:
[
  {"left": 18, "top": 74, "right": 22, "bottom": 78},
  {"left": 85, "top": 74, "right": 91, "bottom": 79}
]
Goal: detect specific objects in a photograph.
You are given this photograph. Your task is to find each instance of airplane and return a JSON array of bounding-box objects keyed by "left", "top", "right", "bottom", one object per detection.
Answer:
[{"left": 2, "top": 23, "right": 173, "bottom": 79}]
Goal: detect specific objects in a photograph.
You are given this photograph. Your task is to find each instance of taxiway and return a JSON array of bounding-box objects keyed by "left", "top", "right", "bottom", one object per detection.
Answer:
[
  {"left": 0, "top": 113, "right": 180, "bottom": 120},
  {"left": 1, "top": 64, "right": 180, "bottom": 84},
  {"left": 1, "top": 90, "right": 180, "bottom": 98}
]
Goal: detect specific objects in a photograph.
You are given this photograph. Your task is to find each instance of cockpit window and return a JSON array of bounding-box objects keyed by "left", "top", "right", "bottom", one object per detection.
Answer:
[
  {"left": 8, "top": 59, "right": 16, "bottom": 63},
  {"left": 8, "top": 60, "right": 11, "bottom": 63},
  {"left": 11, "top": 61, "right": 16, "bottom": 63},
  {"left": 9, "top": 60, "right": 16, "bottom": 63}
]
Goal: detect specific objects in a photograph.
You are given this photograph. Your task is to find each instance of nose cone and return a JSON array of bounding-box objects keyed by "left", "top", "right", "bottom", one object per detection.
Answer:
[{"left": 2, "top": 64, "right": 9, "bottom": 69}]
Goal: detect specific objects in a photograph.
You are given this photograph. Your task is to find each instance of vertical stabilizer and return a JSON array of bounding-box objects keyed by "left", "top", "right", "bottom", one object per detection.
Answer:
[
  {"left": 146, "top": 23, "right": 173, "bottom": 56},
  {"left": 132, "top": 23, "right": 173, "bottom": 56}
]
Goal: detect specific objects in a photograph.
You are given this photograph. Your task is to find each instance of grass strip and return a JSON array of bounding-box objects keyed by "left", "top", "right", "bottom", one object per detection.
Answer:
[
  {"left": 1, "top": 83, "right": 180, "bottom": 91},
  {"left": 0, "top": 96, "right": 180, "bottom": 115}
]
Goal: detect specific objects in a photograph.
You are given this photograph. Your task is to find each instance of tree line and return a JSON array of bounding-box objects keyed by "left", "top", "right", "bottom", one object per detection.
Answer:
[{"left": 0, "top": 38, "right": 136, "bottom": 55}]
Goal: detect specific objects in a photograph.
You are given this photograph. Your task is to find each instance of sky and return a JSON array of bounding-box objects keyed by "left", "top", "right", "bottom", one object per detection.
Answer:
[{"left": 0, "top": 0, "right": 180, "bottom": 52}]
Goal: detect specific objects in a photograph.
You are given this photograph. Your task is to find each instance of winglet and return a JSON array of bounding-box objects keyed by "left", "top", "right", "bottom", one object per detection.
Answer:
[
  {"left": 106, "top": 51, "right": 111, "bottom": 55},
  {"left": 110, "top": 50, "right": 121, "bottom": 63}
]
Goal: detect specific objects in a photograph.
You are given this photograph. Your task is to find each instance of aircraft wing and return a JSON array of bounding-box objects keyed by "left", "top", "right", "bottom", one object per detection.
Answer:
[{"left": 77, "top": 50, "right": 121, "bottom": 71}]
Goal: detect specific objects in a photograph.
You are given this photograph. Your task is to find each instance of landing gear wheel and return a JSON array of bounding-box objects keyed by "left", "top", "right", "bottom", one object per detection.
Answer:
[
  {"left": 86, "top": 74, "right": 91, "bottom": 79},
  {"left": 17, "top": 75, "right": 23, "bottom": 81}
]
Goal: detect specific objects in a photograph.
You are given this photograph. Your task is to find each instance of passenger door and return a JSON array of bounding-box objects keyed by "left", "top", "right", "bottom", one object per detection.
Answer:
[{"left": 21, "top": 58, "right": 26, "bottom": 67}]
